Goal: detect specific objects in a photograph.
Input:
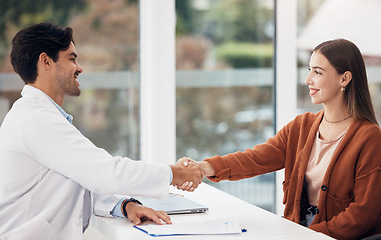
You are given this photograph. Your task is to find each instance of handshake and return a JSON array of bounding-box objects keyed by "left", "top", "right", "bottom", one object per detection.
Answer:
[{"left": 169, "top": 157, "right": 215, "bottom": 192}]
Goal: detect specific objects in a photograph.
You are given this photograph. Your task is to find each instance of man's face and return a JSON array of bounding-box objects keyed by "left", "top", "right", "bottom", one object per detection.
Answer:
[{"left": 53, "top": 42, "right": 83, "bottom": 97}]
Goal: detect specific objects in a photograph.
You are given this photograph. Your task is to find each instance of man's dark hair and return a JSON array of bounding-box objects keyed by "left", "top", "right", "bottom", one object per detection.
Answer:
[{"left": 10, "top": 22, "right": 74, "bottom": 84}]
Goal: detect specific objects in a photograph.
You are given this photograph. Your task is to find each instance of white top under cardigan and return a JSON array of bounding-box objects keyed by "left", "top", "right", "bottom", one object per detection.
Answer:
[{"left": 0, "top": 85, "right": 170, "bottom": 240}]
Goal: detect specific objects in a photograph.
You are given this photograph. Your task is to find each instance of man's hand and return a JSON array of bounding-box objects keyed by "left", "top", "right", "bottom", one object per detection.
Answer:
[
  {"left": 125, "top": 202, "right": 172, "bottom": 225},
  {"left": 174, "top": 158, "right": 216, "bottom": 191},
  {"left": 170, "top": 157, "right": 203, "bottom": 191}
]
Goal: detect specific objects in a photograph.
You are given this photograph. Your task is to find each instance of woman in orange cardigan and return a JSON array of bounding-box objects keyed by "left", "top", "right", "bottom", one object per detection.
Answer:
[{"left": 180, "top": 39, "right": 381, "bottom": 239}]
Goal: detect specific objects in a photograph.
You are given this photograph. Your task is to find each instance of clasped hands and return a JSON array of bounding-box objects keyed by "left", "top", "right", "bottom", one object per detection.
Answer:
[{"left": 170, "top": 157, "right": 215, "bottom": 192}]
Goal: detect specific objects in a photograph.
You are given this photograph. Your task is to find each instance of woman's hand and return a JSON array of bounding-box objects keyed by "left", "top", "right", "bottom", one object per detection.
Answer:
[{"left": 175, "top": 158, "right": 216, "bottom": 191}]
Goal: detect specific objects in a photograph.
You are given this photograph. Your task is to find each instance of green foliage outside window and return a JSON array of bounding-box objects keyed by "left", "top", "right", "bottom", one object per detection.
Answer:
[
  {"left": 0, "top": 0, "right": 87, "bottom": 46},
  {"left": 215, "top": 43, "right": 273, "bottom": 68}
]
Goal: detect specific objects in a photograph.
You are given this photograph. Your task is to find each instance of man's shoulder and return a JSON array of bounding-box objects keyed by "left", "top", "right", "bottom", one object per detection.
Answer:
[{"left": 2, "top": 93, "right": 57, "bottom": 129}]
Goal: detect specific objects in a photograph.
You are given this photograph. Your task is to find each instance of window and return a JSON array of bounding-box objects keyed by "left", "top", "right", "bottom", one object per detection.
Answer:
[
  {"left": 0, "top": 0, "right": 140, "bottom": 159},
  {"left": 175, "top": 0, "right": 276, "bottom": 212}
]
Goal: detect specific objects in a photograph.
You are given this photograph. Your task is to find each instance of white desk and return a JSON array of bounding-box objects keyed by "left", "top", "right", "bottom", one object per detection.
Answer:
[{"left": 92, "top": 183, "right": 334, "bottom": 239}]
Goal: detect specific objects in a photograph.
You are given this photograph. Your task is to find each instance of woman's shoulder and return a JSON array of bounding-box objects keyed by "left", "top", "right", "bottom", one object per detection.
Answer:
[
  {"left": 354, "top": 119, "right": 381, "bottom": 139},
  {"left": 289, "top": 110, "right": 323, "bottom": 126},
  {"left": 278, "top": 111, "right": 322, "bottom": 137}
]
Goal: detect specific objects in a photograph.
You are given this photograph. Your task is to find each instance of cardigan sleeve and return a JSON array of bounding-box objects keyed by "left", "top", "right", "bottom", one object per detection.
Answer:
[
  {"left": 205, "top": 122, "right": 289, "bottom": 182},
  {"left": 203, "top": 111, "right": 321, "bottom": 183}
]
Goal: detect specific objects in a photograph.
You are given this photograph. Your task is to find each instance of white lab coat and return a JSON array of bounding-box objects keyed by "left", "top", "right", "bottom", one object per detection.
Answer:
[{"left": 0, "top": 85, "right": 170, "bottom": 239}]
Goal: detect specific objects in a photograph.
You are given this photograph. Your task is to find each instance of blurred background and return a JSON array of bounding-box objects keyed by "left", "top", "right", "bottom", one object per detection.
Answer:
[{"left": 1, "top": 0, "right": 381, "bottom": 238}]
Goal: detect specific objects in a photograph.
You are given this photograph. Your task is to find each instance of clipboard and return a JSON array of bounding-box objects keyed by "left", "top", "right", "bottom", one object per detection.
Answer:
[{"left": 133, "top": 219, "right": 244, "bottom": 237}]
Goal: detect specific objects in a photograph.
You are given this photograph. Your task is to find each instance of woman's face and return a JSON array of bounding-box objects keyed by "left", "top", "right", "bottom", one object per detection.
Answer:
[{"left": 305, "top": 51, "right": 344, "bottom": 105}]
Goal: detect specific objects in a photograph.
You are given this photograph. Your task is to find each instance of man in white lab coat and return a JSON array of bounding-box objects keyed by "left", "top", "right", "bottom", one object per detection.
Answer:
[{"left": 0, "top": 22, "right": 203, "bottom": 239}]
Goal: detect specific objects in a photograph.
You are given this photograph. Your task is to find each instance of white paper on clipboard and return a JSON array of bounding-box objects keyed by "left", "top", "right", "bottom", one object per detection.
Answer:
[{"left": 134, "top": 219, "right": 244, "bottom": 237}]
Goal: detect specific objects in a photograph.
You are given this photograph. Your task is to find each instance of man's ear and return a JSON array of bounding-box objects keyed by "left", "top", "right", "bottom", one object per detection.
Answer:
[{"left": 38, "top": 52, "right": 52, "bottom": 70}]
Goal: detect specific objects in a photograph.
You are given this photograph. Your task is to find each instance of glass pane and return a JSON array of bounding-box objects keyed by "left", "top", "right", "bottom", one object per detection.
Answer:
[
  {"left": 0, "top": 0, "right": 140, "bottom": 158},
  {"left": 176, "top": 0, "right": 276, "bottom": 212},
  {"left": 296, "top": 0, "right": 325, "bottom": 114},
  {"left": 297, "top": 0, "right": 381, "bottom": 125}
]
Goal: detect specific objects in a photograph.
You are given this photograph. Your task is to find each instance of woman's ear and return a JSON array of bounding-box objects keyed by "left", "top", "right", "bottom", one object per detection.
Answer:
[{"left": 342, "top": 71, "right": 352, "bottom": 88}]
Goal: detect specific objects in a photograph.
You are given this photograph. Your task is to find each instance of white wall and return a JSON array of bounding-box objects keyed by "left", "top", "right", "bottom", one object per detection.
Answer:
[
  {"left": 139, "top": 0, "right": 176, "bottom": 165},
  {"left": 275, "top": 0, "right": 298, "bottom": 215}
]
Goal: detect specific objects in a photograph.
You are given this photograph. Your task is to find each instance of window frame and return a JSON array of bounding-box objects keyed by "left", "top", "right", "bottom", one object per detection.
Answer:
[{"left": 139, "top": 0, "right": 298, "bottom": 215}]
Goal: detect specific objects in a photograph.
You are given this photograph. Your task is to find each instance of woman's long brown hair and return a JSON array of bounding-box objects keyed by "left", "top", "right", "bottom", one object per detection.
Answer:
[{"left": 314, "top": 39, "right": 379, "bottom": 126}]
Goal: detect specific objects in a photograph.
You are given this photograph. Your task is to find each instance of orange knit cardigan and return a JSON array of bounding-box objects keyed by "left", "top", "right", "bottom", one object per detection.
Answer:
[{"left": 205, "top": 111, "right": 381, "bottom": 239}]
